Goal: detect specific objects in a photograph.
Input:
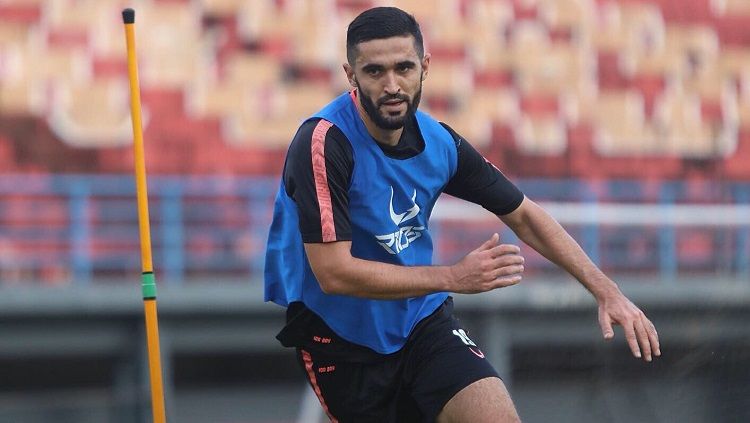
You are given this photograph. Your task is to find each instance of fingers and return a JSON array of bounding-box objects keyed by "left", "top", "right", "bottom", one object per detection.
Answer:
[
  {"left": 623, "top": 323, "right": 642, "bottom": 360},
  {"left": 492, "top": 264, "right": 524, "bottom": 279},
  {"left": 491, "top": 273, "right": 522, "bottom": 288},
  {"left": 633, "top": 318, "right": 652, "bottom": 361},
  {"left": 489, "top": 250, "right": 524, "bottom": 288},
  {"left": 472, "top": 233, "right": 500, "bottom": 254},
  {"left": 609, "top": 310, "right": 661, "bottom": 362},
  {"left": 491, "top": 253, "right": 524, "bottom": 269},
  {"left": 488, "top": 243, "right": 521, "bottom": 257},
  {"left": 644, "top": 316, "right": 661, "bottom": 358},
  {"left": 598, "top": 309, "right": 614, "bottom": 340},
  {"left": 458, "top": 236, "right": 523, "bottom": 293}
]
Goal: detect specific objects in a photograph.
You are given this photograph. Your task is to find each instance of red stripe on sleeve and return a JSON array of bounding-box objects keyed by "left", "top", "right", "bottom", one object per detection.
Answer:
[
  {"left": 310, "top": 120, "right": 337, "bottom": 242},
  {"left": 301, "top": 349, "right": 339, "bottom": 423}
]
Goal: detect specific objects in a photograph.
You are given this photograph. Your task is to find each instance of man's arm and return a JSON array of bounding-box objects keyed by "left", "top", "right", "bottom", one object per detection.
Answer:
[
  {"left": 499, "top": 196, "right": 661, "bottom": 362},
  {"left": 303, "top": 234, "right": 524, "bottom": 299}
]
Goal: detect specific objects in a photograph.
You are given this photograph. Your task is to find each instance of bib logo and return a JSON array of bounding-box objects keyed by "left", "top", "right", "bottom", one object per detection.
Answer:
[
  {"left": 375, "top": 187, "right": 425, "bottom": 254},
  {"left": 452, "top": 329, "right": 485, "bottom": 358}
]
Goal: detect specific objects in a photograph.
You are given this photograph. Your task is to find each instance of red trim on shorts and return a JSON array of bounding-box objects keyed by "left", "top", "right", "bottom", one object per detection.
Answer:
[
  {"left": 311, "top": 120, "right": 336, "bottom": 242},
  {"left": 301, "top": 349, "right": 339, "bottom": 423}
]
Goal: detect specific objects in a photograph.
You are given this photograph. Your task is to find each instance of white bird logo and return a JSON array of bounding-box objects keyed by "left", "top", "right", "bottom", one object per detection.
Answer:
[
  {"left": 376, "top": 187, "right": 424, "bottom": 255},
  {"left": 389, "top": 187, "right": 419, "bottom": 226}
]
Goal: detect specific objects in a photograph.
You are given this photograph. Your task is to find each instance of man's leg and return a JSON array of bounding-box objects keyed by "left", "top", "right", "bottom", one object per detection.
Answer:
[{"left": 436, "top": 377, "right": 520, "bottom": 423}]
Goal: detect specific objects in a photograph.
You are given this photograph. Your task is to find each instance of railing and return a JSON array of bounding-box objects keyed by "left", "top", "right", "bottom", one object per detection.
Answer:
[
  {"left": 0, "top": 174, "right": 277, "bottom": 284},
  {"left": 0, "top": 174, "right": 748, "bottom": 285}
]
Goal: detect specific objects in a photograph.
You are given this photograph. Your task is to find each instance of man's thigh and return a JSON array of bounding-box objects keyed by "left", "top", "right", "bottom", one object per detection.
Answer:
[
  {"left": 404, "top": 299, "right": 507, "bottom": 421},
  {"left": 436, "top": 376, "right": 520, "bottom": 423}
]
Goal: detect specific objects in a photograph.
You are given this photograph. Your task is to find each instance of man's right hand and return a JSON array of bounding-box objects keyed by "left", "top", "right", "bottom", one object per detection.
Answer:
[{"left": 449, "top": 233, "right": 524, "bottom": 294}]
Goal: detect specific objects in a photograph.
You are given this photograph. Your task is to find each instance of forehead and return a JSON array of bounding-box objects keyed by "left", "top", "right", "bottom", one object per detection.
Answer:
[{"left": 352, "top": 35, "right": 420, "bottom": 67}]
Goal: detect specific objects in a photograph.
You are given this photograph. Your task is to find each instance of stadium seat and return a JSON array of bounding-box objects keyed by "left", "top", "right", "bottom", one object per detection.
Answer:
[
  {"left": 42, "top": 0, "right": 113, "bottom": 33},
  {"left": 712, "top": 0, "right": 750, "bottom": 16},
  {"left": 678, "top": 25, "right": 720, "bottom": 63},
  {"left": 467, "top": 32, "right": 514, "bottom": 78},
  {"left": 223, "top": 81, "right": 334, "bottom": 148},
  {"left": 723, "top": 128, "right": 750, "bottom": 178},
  {"left": 222, "top": 52, "right": 284, "bottom": 86},
  {"left": 719, "top": 46, "right": 750, "bottom": 84},
  {"left": 239, "top": 0, "right": 338, "bottom": 58},
  {"left": 537, "top": 0, "right": 595, "bottom": 41},
  {"left": 427, "top": 14, "right": 473, "bottom": 55},
  {"left": 0, "top": 77, "right": 43, "bottom": 116},
  {"left": 0, "top": 0, "right": 42, "bottom": 25},
  {"left": 513, "top": 43, "right": 594, "bottom": 96},
  {"left": 424, "top": 61, "right": 474, "bottom": 100},
  {"left": 515, "top": 113, "right": 567, "bottom": 155},
  {"left": 185, "top": 51, "right": 281, "bottom": 119},
  {"left": 509, "top": 19, "right": 550, "bottom": 52},
  {"left": 269, "top": 82, "right": 337, "bottom": 120},
  {"left": 591, "top": 2, "right": 626, "bottom": 52},
  {"left": 428, "top": 86, "right": 520, "bottom": 148},
  {"left": 1, "top": 0, "right": 749, "bottom": 181},
  {"left": 288, "top": 12, "right": 341, "bottom": 69},
  {"left": 185, "top": 78, "right": 264, "bottom": 119},
  {"left": 653, "top": 83, "right": 734, "bottom": 157},
  {"left": 737, "top": 95, "right": 750, "bottom": 129},
  {"left": 593, "top": 90, "right": 659, "bottom": 155},
  {"left": 134, "top": 1, "right": 204, "bottom": 89},
  {"left": 0, "top": 21, "right": 32, "bottom": 48},
  {"left": 236, "top": 0, "right": 287, "bottom": 44},
  {"left": 618, "top": 25, "right": 682, "bottom": 80},
  {"left": 466, "top": 0, "right": 515, "bottom": 33},
  {"left": 47, "top": 79, "right": 133, "bottom": 148},
  {"left": 198, "top": 0, "right": 247, "bottom": 17},
  {"left": 15, "top": 39, "right": 92, "bottom": 85},
  {"left": 386, "top": 0, "right": 460, "bottom": 22},
  {"left": 223, "top": 112, "right": 302, "bottom": 148}
]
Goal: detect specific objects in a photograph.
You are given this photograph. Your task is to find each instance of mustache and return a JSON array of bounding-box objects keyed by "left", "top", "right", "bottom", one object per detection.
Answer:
[{"left": 377, "top": 94, "right": 410, "bottom": 107}]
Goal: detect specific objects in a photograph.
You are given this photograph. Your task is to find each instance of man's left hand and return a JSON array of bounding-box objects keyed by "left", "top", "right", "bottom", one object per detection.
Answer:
[{"left": 598, "top": 291, "right": 661, "bottom": 362}]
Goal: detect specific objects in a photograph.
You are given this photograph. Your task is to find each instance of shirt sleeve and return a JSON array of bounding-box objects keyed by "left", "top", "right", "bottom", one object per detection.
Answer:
[
  {"left": 440, "top": 122, "right": 524, "bottom": 215},
  {"left": 283, "top": 118, "right": 353, "bottom": 243}
]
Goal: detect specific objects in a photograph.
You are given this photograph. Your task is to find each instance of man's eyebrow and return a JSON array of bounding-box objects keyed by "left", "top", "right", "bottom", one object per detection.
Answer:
[
  {"left": 395, "top": 60, "right": 417, "bottom": 68},
  {"left": 361, "top": 63, "right": 385, "bottom": 72},
  {"left": 361, "top": 60, "right": 417, "bottom": 72}
]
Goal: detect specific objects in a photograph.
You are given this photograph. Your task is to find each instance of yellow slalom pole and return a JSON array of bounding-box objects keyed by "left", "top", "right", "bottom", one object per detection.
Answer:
[{"left": 122, "top": 8, "right": 167, "bottom": 423}]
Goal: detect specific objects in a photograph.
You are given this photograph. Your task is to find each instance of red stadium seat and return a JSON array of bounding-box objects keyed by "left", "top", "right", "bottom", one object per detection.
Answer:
[
  {"left": 47, "top": 79, "right": 133, "bottom": 148},
  {"left": 0, "top": 0, "right": 747, "bottom": 180}
]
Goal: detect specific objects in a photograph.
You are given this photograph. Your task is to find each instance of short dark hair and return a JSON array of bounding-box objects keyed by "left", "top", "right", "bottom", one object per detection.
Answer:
[{"left": 346, "top": 7, "right": 424, "bottom": 65}]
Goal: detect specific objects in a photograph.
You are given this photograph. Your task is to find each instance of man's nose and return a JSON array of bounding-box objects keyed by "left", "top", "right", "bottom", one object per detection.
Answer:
[{"left": 383, "top": 71, "right": 400, "bottom": 95}]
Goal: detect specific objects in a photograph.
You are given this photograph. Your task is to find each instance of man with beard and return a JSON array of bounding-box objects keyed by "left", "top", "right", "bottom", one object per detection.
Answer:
[{"left": 265, "top": 7, "right": 660, "bottom": 422}]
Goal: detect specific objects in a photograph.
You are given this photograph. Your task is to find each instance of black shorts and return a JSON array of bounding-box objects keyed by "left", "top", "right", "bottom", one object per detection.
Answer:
[{"left": 277, "top": 298, "right": 500, "bottom": 422}]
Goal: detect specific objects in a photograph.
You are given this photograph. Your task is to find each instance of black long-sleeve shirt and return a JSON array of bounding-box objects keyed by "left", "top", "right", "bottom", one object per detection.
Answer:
[{"left": 283, "top": 115, "right": 524, "bottom": 243}]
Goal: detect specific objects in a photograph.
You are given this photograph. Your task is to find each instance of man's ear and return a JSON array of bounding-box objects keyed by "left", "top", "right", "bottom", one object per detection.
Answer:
[
  {"left": 343, "top": 63, "right": 357, "bottom": 87},
  {"left": 421, "top": 53, "right": 431, "bottom": 80}
]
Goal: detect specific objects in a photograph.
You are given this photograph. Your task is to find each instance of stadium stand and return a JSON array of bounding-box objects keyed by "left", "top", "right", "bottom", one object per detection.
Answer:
[
  {"left": 1, "top": 5, "right": 749, "bottom": 421},
  {"left": 1, "top": 0, "right": 748, "bottom": 178},
  {"left": 1, "top": 0, "right": 750, "bottom": 286}
]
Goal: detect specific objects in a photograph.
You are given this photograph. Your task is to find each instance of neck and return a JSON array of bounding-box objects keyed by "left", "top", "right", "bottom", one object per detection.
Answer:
[{"left": 354, "top": 91, "right": 403, "bottom": 147}]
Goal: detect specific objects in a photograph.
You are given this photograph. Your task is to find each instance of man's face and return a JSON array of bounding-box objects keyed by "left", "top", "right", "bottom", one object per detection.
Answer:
[{"left": 345, "top": 36, "right": 430, "bottom": 130}]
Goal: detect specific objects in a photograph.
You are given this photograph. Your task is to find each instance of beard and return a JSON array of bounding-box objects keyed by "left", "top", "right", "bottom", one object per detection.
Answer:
[{"left": 357, "top": 79, "right": 422, "bottom": 130}]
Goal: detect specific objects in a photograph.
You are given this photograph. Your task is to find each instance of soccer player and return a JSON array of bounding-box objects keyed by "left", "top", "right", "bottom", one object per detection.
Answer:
[{"left": 265, "top": 6, "right": 660, "bottom": 422}]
